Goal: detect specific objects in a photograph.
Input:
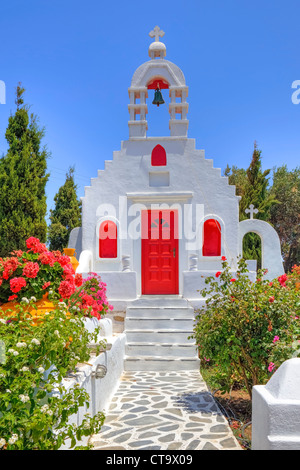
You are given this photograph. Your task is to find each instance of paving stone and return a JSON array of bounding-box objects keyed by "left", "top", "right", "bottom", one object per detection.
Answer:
[
  {"left": 128, "top": 440, "right": 154, "bottom": 448},
  {"left": 211, "top": 424, "right": 230, "bottom": 433},
  {"left": 167, "top": 442, "right": 183, "bottom": 450},
  {"left": 158, "top": 433, "right": 175, "bottom": 442},
  {"left": 202, "top": 442, "right": 219, "bottom": 450},
  {"left": 186, "top": 439, "right": 201, "bottom": 450},
  {"left": 181, "top": 432, "right": 194, "bottom": 440}
]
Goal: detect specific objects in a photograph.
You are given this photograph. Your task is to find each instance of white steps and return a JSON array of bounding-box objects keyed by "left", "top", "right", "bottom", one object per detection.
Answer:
[{"left": 124, "top": 298, "right": 200, "bottom": 371}]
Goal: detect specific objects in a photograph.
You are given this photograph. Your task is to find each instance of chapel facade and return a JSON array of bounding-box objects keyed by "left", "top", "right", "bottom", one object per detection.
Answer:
[{"left": 69, "top": 27, "right": 284, "bottom": 328}]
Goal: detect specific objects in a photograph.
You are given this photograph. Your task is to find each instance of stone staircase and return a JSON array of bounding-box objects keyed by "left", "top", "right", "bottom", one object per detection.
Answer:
[{"left": 124, "top": 296, "right": 200, "bottom": 371}]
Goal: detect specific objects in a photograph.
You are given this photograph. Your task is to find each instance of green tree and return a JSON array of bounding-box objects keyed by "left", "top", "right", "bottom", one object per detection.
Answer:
[
  {"left": 0, "top": 84, "right": 49, "bottom": 257},
  {"left": 48, "top": 167, "right": 82, "bottom": 251},
  {"left": 226, "top": 143, "right": 277, "bottom": 268},
  {"left": 269, "top": 165, "right": 300, "bottom": 272}
]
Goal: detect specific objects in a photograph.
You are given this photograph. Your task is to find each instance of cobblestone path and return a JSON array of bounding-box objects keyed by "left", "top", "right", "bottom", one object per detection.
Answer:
[{"left": 90, "top": 371, "right": 241, "bottom": 450}]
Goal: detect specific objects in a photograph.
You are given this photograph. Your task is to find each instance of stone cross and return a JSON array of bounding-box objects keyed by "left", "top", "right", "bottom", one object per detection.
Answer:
[
  {"left": 245, "top": 204, "right": 259, "bottom": 219},
  {"left": 149, "top": 26, "right": 165, "bottom": 42}
]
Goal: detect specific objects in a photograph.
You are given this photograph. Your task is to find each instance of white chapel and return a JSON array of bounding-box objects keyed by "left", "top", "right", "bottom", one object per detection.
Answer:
[{"left": 68, "top": 27, "right": 284, "bottom": 370}]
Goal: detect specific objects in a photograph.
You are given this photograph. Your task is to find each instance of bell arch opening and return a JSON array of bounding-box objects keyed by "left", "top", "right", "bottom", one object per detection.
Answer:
[{"left": 146, "top": 77, "right": 170, "bottom": 136}]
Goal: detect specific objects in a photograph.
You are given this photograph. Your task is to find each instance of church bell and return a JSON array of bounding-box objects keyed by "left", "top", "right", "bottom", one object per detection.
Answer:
[{"left": 152, "top": 87, "right": 165, "bottom": 106}]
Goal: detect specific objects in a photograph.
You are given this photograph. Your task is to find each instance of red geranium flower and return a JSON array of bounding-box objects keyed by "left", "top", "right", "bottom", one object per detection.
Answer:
[
  {"left": 75, "top": 273, "right": 83, "bottom": 287},
  {"left": 38, "top": 252, "right": 55, "bottom": 267},
  {"left": 58, "top": 280, "right": 76, "bottom": 299},
  {"left": 26, "top": 237, "right": 48, "bottom": 254},
  {"left": 22, "top": 262, "right": 40, "bottom": 279},
  {"left": 8, "top": 294, "right": 18, "bottom": 301},
  {"left": 215, "top": 271, "right": 221, "bottom": 278},
  {"left": 10, "top": 277, "right": 27, "bottom": 293}
]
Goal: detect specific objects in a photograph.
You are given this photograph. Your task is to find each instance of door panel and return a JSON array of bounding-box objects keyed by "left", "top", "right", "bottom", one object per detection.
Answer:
[{"left": 141, "top": 210, "right": 179, "bottom": 295}]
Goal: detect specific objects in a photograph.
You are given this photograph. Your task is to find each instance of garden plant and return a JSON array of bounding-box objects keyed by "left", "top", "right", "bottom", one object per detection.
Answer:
[
  {"left": 0, "top": 238, "right": 113, "bottom": 450},
  {"left": 192, "top": 257, "right": 300, "bottom": 398}
]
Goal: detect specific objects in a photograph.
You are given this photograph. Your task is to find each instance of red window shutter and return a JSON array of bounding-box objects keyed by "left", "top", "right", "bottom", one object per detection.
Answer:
[
  {"left": 99, "top": 221, "right": 117, "bottom": 258},
  {"left": 151, "top": 145, "right": 167, "bottom": 166},
  {"left": 203, "top": 219, "right": 221, "bottom": 256}
]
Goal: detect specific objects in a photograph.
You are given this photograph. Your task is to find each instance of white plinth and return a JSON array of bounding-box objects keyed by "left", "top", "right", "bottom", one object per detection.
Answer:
[{"left": 252, "top": 358, "right": 300, "bottom": 450}]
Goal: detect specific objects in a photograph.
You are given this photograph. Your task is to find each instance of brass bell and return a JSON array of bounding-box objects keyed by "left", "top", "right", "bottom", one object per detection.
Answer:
[{"left": 152, "top": 87, "right": 165, "bottom": 106}]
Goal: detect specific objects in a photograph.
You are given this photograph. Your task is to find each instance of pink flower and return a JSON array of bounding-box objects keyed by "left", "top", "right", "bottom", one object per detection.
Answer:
[
  {"left": 273, "top": 336, "right": 280, "bottom": 343},
  {"left": 215, "top": 271, "right": 221, "bottom": 278},
  {"left": 42, "top": 281, "right": 51, "bottom": 290},
  {"left": 268, "top": 362, "right": 275, "bottom": 372}
]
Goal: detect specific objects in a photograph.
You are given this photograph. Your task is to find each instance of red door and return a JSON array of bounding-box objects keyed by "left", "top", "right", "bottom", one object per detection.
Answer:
[{"left": 141, "top": 209, "right": 179, "bottom": 295}]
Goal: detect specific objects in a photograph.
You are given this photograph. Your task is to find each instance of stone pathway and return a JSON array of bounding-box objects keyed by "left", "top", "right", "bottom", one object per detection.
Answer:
[{"left": 90, "top": 371, "right": 241, "bottom": 450}]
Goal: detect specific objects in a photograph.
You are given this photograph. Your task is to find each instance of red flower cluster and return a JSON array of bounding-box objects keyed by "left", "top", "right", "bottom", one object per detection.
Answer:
[
  {"left": 2, "top": 257, "right": 20, "bottom": 280},
  {"left": 58, "top": 280, "right": 76, "bottom": 299},
  {"left": 22, "top": 262, "right": 40, "bottom": 279},
  {"left": 278, "top": 273, "right": 287, "bottom": 288},
  {"left": 26, "top": 237, "right": 48, "bottom": 254},
  {"left": 10, "top": 277, "right": 27, "bottom": 293},
  {"left": 38, "top": 251, "right": 55, "bottom": 267}
]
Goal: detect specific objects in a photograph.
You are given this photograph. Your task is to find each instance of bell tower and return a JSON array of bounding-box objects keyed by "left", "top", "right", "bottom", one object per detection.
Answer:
[{"left": 128, "top": 26, "right": 189, "bottom": 139}]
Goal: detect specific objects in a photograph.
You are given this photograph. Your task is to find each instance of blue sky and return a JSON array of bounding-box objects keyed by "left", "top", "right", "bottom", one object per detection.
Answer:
[{"left": 0, "top": 0, "right": 299, "bottom": 221}]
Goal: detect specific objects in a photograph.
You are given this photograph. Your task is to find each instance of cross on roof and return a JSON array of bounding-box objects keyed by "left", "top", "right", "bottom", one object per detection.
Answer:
[
  {"left": 245, "top": 204, "right": 259, "bottom": 219},
  {"left": 149, "top": 26, "right": 165, "bottom": 42}
]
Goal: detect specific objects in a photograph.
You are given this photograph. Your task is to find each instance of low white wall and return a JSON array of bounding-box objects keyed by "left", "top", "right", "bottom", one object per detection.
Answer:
[
  {"left": 60, "top": 319, "right": 126, "bottom": 449},
  {"left": 252, "top": 358, "right": 300, "bottom": 450}
]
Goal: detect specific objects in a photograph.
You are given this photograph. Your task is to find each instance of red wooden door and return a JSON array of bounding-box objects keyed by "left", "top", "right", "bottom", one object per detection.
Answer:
[{"left": 141, "top": 209, "right": 179, "bottom": 295}]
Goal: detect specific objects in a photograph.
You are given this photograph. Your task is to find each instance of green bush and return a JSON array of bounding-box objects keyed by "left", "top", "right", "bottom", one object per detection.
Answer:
[
  {"left": 0, "top": 300, "right": 105, "bottom": 450},
  {"left": 192, "top": 258, "right": 300, "bottom": 398}
]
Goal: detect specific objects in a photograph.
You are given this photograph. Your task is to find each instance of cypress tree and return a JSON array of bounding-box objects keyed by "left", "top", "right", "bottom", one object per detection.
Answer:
[
  {"left": 240, "top": 142, "right": 277, "bottom": 267},
  {"left": 48, "top": 166, "right": 82, "bottom": 251},
  {"left": 0, "top": 84, "right": 49, "bottom": 257}
]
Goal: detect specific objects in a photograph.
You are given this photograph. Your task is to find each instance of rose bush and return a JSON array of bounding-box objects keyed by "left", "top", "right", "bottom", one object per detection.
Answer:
[
  {"left": 0, "top": 300, "right": 106, "bottom": 450},
  {"left": 192, "top": 258, "right": 300, "bottom": 398}
]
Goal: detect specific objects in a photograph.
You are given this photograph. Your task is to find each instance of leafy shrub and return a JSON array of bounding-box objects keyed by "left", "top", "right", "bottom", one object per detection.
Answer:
[
  {"left": 192, "top": 258, "right": 300, "bottom": 398},
  {"left": 0, "top": 300, "right": 105, "bottom": 450}
]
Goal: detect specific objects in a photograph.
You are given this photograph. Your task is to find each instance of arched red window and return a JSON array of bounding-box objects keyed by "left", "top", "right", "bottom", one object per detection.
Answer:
[
  {"left": 151, "top": 144, "right": 167, "bottom": 166},
  {"left": 99, "top": 220, "right": 118, "bottom": 258},
  {"left": 203, "top": 219, "right": 221, "bottom": 256}
]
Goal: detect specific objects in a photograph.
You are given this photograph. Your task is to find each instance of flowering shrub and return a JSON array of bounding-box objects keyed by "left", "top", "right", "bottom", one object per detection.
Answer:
[
  {"left": 0, "top": 237, "right": 82, "bottom": 303},
  {"left": 68, "top": 273, "right": 113, "bottom": 320},
  {"left": 0, "top": 300, "right": 105, "bottom": 450},
  {"left": 192, "top": 258, "right": 300, "bottom": 398}
]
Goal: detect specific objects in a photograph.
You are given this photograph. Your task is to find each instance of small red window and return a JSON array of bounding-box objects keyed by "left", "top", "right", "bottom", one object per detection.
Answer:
[
  {"left": 151, "top": 145, "right": 167, "bottom": 166},
  {"left": 99, "top": 220, "right": 117, "bottom": 258},
  {"left": 203, "top": 219, "right": 221, "bottom": 256}
]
